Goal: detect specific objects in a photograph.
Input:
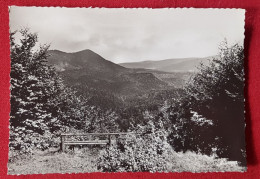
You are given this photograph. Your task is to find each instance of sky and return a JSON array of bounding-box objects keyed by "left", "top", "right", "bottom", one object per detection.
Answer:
[{"left": 9, "top": 7, "right": 245, "bottom": 63}]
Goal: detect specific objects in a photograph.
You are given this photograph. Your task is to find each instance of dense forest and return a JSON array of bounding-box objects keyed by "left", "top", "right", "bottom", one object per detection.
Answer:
[{"left": 8, "top": 29, "right": 246, "bottom": 173}]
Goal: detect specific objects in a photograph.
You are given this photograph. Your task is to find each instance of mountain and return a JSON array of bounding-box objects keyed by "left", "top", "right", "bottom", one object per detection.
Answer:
[
  {"left": 47, "top": 50, "right": 167, "bottom": 89},
  {"left": 48, "top": 49, "right": 126, "bottom": 74},
  {"left": 119, "top": 56, "right": 216, "bottom": 72},
  {"left": 47, "top": 49, "right": 183, "bottom": 109}
]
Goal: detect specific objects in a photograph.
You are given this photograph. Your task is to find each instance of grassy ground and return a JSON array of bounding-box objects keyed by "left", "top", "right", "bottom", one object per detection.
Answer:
[
  {"left": 8, "top": 147, "right": 101, "bottom": 175},
  {"left": 8, "top": 148, "right": 246, "bottom": 175},
  {"left": 166, "top": 151, "right": 246, "bottom": 172}
]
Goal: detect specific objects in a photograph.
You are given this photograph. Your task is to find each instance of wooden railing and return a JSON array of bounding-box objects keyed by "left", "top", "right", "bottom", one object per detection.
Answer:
[{"left": 60, "top": 133, "right": 133, "bottom": 152}]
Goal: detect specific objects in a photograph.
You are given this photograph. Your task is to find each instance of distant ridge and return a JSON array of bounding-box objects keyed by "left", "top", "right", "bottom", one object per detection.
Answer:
[{"left": 119, "top": 56, "right": 217, "bottom": 72}]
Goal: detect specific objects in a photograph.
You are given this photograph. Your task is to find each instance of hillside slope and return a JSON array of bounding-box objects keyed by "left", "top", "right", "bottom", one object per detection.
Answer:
[
  {"left": 47, "top": 50, "right": 184, "bottom": 109},
  {"left": 47, "top": 49, "right": 169, "bottom": 91},
  {"left": 48, "top": 49, "right": 126, "bottom": 74}
]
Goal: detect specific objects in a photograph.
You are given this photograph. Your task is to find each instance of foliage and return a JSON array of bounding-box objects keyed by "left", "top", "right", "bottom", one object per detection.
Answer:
[
  {"left": 9, "top": 29, "right": 88, "bottom": 154},
  {"left": 187, "top": 42, "right": 245, "bottom": 163},
  {"left": 167, "top": 42, "right": 246, "bottom": 164},
  {"left": 97, "top": 120, "right": 173, "bottom": 172},
  {"left": 84, "top": 107, "right": 120, "bottom": 133},
  {"left": 10, "top": 29, "right": 60, "bottom": 153}
]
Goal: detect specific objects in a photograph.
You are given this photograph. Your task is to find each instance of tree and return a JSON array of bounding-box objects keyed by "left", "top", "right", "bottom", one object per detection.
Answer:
[
  {"left": 9, "top": 29, "right": 86, "bottom": 153},
  {"left": 184, "top": 42, "right": 245, "bottom": 164}
]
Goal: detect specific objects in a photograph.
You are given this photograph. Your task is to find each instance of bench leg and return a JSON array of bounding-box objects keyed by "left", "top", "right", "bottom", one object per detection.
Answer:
[
  {"left": 108, "top": 135, "right": 112, "bottom": 145},
  {"left": 61, "top": 135, "right": 65, "bottom": 152}
]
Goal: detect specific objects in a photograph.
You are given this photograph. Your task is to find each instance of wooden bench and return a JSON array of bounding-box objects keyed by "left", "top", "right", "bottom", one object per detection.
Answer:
[{"left": 60, "top": 133, "right": 132, "bottom": 152}]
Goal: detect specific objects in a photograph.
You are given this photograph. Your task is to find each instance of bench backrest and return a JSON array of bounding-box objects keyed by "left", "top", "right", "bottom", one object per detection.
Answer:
[{"left": 60, "top": 132, "right": 135, "bottom": 152}]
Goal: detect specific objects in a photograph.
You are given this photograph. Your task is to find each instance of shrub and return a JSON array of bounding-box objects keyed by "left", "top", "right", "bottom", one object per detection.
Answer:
[{"left": 97, "top": 121, "right": 174, "bottom": 172}]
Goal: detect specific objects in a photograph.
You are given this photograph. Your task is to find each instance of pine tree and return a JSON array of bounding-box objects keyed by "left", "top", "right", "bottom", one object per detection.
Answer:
[{"left": 9, "top": 29, "right": 82, "bottom": 153}]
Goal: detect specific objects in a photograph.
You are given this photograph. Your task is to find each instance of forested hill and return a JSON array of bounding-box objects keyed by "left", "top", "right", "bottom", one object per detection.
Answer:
[
  {"left": 47, "top": 49, "right": 191, "bottom": 109},
  {"left": 47, "top": 49, "right": 170, "bottom": 92},
  {"left": 47, "top": 49, "right": 193, "bottom": 89},
  {"left": 47, "top": 49, "right": 126, "bottom": 73}
]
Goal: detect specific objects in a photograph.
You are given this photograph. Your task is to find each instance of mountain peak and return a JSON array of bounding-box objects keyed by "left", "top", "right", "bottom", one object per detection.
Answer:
[
  {"left": 74, "top": 49, "right": 95, "bottom": 54},
  {"left": 47, "top": 49, "right": 126, "bottom": 73}
]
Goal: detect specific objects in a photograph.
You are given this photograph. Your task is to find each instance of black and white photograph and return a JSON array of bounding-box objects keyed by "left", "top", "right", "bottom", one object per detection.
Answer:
[{"left": 8, "top": 7, "right": 246, "bottom": 174}]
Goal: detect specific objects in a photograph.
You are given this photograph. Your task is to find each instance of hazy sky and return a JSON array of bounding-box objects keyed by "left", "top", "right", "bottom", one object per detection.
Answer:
[{"left": 10, "top": 7, "right": 245, "bottom": 63}]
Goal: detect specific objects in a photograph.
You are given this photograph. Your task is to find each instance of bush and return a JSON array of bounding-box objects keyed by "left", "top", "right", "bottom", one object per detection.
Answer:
[{"left": 97, "top": 121, "right": 174, "bottom": 172}]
